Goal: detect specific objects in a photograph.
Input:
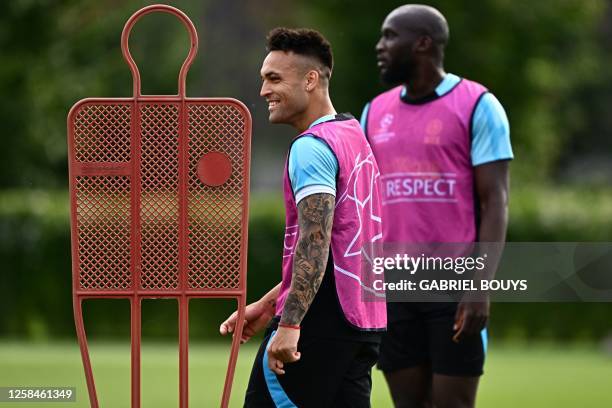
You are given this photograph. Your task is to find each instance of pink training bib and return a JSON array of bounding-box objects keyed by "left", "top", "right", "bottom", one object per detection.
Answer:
[
  {"left": 366, "top": 79, "right": 487, "bottom": 244},
  {"left": 276, "top": 117, "right": 386, "bottom": 330}
]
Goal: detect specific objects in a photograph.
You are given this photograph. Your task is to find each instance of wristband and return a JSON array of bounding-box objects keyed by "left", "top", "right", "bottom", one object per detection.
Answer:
[{"left": 278, "top": 322, "right": 300, "bottom": 330}]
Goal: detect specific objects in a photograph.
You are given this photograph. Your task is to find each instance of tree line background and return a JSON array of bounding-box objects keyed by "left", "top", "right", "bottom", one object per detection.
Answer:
[{"left": 2, "top": 0, "right": 612, "bottom": 342}]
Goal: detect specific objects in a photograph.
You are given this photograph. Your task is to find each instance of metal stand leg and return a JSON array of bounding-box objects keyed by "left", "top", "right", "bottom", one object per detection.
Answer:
[
  {"left": 74, "top": 297, "right": 100, "bottom": 408},
  {"left": 220, "top": 295, "right": 246, "bottom": 408},
  {"left": 179, "top": 296, "right": 189, "bottom": 408},
  {"left": 131, "top": 297, "right": 142, "bottom": 408}
]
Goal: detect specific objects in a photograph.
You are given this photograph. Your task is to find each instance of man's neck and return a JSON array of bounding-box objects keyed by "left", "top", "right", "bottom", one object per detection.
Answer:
[
  {"left": 403, "top": 65, "right": 446, "bottom": 100},
  {"left": 294, "top": 97, "right": 336, "bottom": 134}
]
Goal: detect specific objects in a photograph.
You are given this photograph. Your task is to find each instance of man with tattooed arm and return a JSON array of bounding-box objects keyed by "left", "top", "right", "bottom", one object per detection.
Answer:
[{"left": 220, "top": 27, "right": 386, "bottom": 407}]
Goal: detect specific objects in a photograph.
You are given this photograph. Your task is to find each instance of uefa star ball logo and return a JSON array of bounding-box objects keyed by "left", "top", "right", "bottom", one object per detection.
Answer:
[
  {"left": 379, "top": 113, "right": 394, "bottom": 132},
  {"left": 373, "top": 113, "right": 396, "bottom": 143}
]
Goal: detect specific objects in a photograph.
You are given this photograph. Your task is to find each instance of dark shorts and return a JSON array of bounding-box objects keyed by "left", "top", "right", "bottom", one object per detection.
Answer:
[
  {"left": 377, "top": 302, "right": 487, "bottom": 377},
  {"left": 244, "top": 324, "right": 380, "bottom": 408}
]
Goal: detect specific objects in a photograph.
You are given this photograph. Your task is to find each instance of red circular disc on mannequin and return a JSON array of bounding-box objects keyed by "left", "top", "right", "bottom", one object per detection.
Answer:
[{"left": 197, "top": 151, "right": 232, "bottom": 186}]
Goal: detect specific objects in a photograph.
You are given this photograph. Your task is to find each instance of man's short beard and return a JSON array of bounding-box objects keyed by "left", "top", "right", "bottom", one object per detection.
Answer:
[
  {"left": 380, "top": 71, "right": 402, "bottom": 86},
  {"left": 380, "top": 63, "right": 413, "bottom": 86}
]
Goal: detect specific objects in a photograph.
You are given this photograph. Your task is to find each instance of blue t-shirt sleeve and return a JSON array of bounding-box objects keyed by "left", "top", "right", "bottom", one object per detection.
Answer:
[
  {"left": 360, "top": 102, "right": 371, "bottom": 132},
  {"left": 471, "top": 92, "right": 514, "bottom": 166},
  {"left": 288, "top": 136, "right": 338, "bottom": 201}
]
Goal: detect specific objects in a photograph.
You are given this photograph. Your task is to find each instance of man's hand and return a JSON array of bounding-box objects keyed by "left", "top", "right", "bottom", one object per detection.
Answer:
[
  {"left": 453, "top": 298, "right": 490, "bottom": 343},
  {"left": 267, "top": 326, "right": 301, "bottom": 375},
  {"left": 219, "top": 299, "right": 275, "bottom": 344}
]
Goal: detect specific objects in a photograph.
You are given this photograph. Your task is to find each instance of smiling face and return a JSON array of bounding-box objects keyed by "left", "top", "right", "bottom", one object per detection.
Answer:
[{"left": 260, "top": 51, "right": 310, "bottom": 126}]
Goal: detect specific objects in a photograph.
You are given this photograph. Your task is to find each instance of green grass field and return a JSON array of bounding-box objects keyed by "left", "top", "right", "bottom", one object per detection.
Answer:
[{"left": 1, "top": 340, "right": 611, "bottom": 407}]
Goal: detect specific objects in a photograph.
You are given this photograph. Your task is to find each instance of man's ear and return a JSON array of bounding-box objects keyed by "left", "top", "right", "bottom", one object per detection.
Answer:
[
  {"left": 305, "top": 69, "right": 320, "bottom": 92},
  {"left": 414, "top": 35, "right": 433, "bottom": 53}
]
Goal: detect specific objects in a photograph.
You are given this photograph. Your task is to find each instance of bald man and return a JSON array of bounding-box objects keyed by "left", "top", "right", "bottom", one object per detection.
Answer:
[{"left": 361, "top": 5, "right": 513, "bottom": 408}]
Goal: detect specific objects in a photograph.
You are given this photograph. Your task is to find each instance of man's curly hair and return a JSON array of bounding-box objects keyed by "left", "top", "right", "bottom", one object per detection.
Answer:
[{"left": 266, "top": 27, "right": 333, "bottom": 79}]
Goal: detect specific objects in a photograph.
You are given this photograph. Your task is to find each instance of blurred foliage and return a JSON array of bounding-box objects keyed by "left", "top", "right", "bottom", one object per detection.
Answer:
[{"left": 2, "top": 189, "right": 612, "bottom": 341}]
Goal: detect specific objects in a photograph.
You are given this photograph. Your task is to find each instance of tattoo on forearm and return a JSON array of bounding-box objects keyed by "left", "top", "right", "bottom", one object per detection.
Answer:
[{"left": 281, "top": 193, "right": 335, "bottom": 326}]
